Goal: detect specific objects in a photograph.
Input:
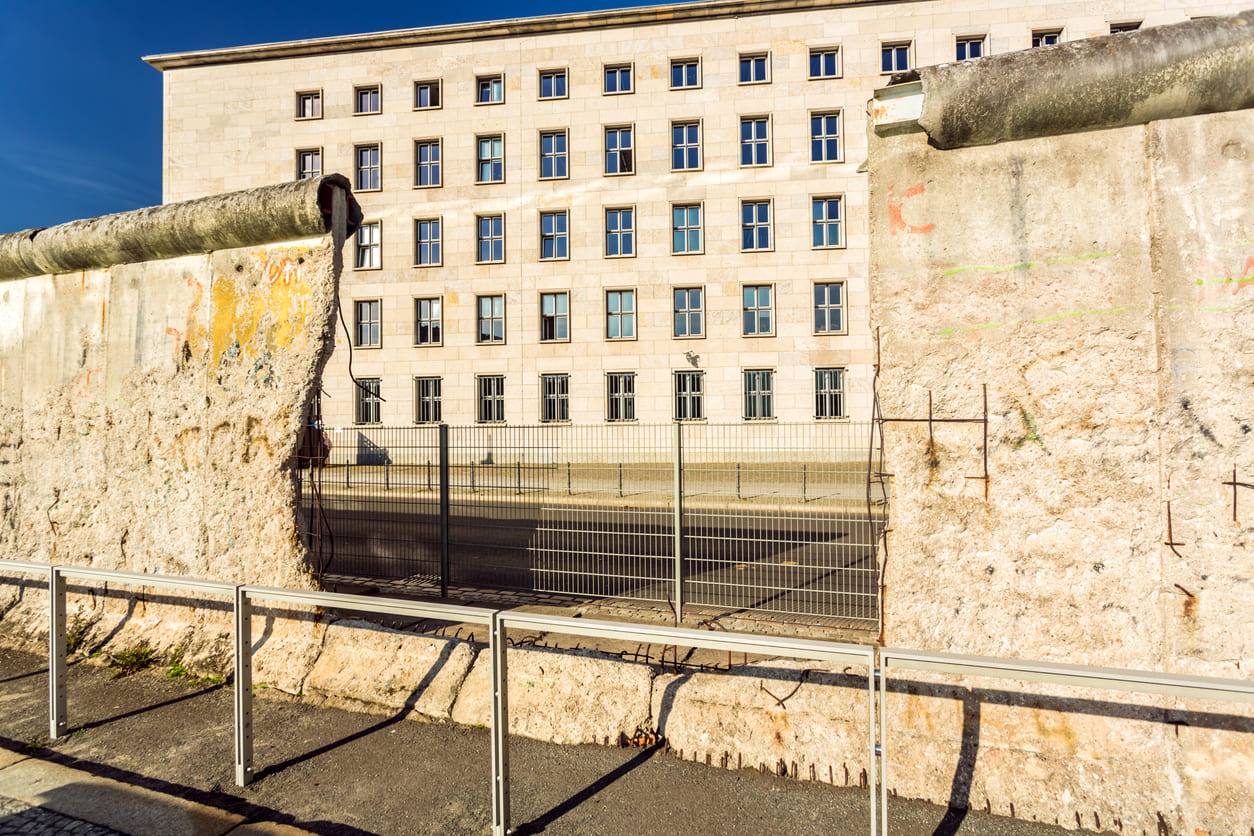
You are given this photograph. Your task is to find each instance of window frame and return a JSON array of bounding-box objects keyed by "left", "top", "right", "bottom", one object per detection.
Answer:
[
  {"left": 295, "top": 90, "right": 322, "bottom": 120},
  {"left": 808, "top": 47, "right": 841, "bottom": 79},
  {"left": 476, "top": 375, "right": 506, "bottom": 424},
  {"left": 414, "top": 296, "right": 443, "bottom": 346},
  {"left": 880, "top": 42, "right": 912, "bottom": 74},
  {"left": 538, "top": 68, "right": 569, "bottom": 100},
  {"left": 476, "top": 214, "right": 506, "bottom": 265},
  {"left": 813, "top": 281, "right": 846, "bottom": 336},
  {"left": 354, "top": 84, "right": 382, "bottom": 115},
  {"left": 738, "top": 53, "right": 770, "bottom": 85},
  {"left": 606, "top": 372, "right": 636, "bottom": 422},
  {"left": 955, "top": 36, "right": 986, "bottom": 61},
  {"left": 476, "top": 294, "right": 506, "bottom": 344},
  {"left": 670, "top": 58, "right": 701, "bottom": 90},
  {"left": 604, "top": 207, "right": 636, "bottom": 258},
  {"left": 476, "top": 74, "right": 505, "bottom": 105},
  {"left": 354, "top": 299, "right": 382, "bottom": 348},
  {"left": 670, "top": 120, "right": 702, "bottom": 172},
  {"left": 414, "top": 376, "right": 442, "bottom": 424},
  {"left": 811, "top": 195, "right": 844, "bottom": 250},
  {"left": 1032, "top": 30, "right": 1063, "bottom": 48},
  {"left": 743, "top": 369, "right": 775, "bottom": 421},
  {"left": 1109, "top": 21, "right": 1141, "bottom": 34},
  {"left": 414, "top": 139, "right": 442, "bottom": 189},
  {"left": 674, "top": 370, "right": 705, "bottom": 421},
  {"left": 605, "top": 289, "right": 637, "bottom": 341},
  {"left": 739, "top": 116, "right": 771, "bottom": 168},
  {"left": 355, "top": 378, "right": 382, "bottom": 425},
  {"left": 414, "top": 218, "right": 442, "bottom": 267},
  {"left": 413, "top": 79, "right": 441, "bottom": 110},
  {"left": 539, "top": 291, "right": 570, "bottom": 343},
  {"left": 814, "top": 367, "right": 846, "bottom": 420},
  {"left": 539, "top": 211, "right": 569, "bottom": 261},
  {"left": 604, "top": 125, "right": 635, "bottom": 176},
  {"left": 354, "top": 143, "right": 382, "bottom": 192},
  {"left": 672, "top": 286, "right": 704, "bottom": 338},
  {"left": 540, "top": 373, "right": 571, "bottom": 423},
  {"left": 355, "top": 221, "right": 382, "bottom": 271},
  {"left": 296, "top": 147, "right": 322, "bottom": 181},
  {"left": 809, "top": 111, "right": 842, "bottom": 164},
  {"left": 603, "top": 63, "right": 634, "bottom": 95},
  {"left": 539, "top": 129, "right": 569, "bottom": 180},
  {"left": 671, "top": 204, "right": 703, "bottom": 256},
  {"left": 740, "top": 200, "right": 773, "bottom": 253},
  {"left": 475, "top": 134, "right": 505, "bottom": 185},
  {"left": 741, "top": 284, "right": 774, "bottom": 336}
]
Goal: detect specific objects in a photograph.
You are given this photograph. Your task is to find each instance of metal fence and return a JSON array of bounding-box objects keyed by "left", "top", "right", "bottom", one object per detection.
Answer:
[{"left": 298, "top": 422, "right": 885, "bottom": 621}]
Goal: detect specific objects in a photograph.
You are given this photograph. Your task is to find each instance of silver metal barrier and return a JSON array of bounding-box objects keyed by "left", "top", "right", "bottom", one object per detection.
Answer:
[{"left": 489, "top": 611, "right": 877, "bottom": 836}]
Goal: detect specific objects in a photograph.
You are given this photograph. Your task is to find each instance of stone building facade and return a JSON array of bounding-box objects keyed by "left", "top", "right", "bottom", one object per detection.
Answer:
[{"left": 146, "top": 0, "right": 1246, "bottom": 430}]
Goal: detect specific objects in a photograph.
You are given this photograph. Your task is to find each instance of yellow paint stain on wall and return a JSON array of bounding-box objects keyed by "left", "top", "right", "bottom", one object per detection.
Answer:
[{"left": 208, "top": 250, "right": 314, "bottom": 365}]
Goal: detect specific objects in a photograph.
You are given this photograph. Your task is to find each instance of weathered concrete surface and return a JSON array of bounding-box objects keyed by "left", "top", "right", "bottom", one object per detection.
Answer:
[
  {"left": 869, "top": 93, "right": 1254, "bottom": 830},
  {"left": 452, "top": 645, "right": 654, "bottom": 744},
  {"left": 915, "top": 11, "right": 1254, "bottom": 149}
]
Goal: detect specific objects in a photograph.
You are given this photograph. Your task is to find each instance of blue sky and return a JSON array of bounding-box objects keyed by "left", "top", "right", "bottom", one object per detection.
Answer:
[{"left": 0, "top": 0, "right": 663, "bottom": 233}]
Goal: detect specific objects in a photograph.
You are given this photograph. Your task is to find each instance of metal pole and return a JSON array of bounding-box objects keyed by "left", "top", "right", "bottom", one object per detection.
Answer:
[
  {"left": 427, "top": 459, "right": 432, "bottom": 492},
  {"left": 618, "top": 462, "right": 623, "bottom": 498},
  {"left": 234, "top": 585, "right": 254, "bottom": 786},
  {"left": 672, "top": 422, "right": 684, "bottom": 622},
  {"left": 385, "top": 462, "right": 390, "bottom": 491},
  {"left": 439, "top": 424, "right": 450, "bottom": 598},
  {"left": 802, "top": 463, "right": 807, "bottom": 502},
  {"left": 471, "top": 461, "right": 477, "bottom": 493},
  {"left": 878, "top": 660, "right": 889, "bottom": 836},
  {"left": 345, "top": 463, "right": 349, "bottom": 488},
  {"left": 567, "top": 461, "right": 572, "bottom": 496},
  {"left": 48, "top": 566, "right": 67, "bottom": 739},
  {"left": 490, "top": 612, "right": 511, "bottom": 836},
  {"left": 736, "top": 462, "right": 741, "bottom": 500},
  {"left": 516, "top": 461, "right": 521, "bottom": 496}
]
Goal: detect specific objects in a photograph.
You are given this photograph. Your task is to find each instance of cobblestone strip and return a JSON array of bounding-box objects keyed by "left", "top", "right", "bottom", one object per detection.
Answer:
[{"left": 0, "top": 794, "right": 123, "bottom": 836}]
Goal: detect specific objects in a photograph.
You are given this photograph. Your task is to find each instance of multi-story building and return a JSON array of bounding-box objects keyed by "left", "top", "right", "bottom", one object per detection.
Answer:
[{"left": 145, "top": 0, "right": 1243, "bottom": 430}]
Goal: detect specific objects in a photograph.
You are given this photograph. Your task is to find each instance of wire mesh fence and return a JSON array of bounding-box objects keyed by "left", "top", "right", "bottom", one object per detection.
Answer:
[{"left": 297, "top": 422, "right": 885, "bottom": 621}]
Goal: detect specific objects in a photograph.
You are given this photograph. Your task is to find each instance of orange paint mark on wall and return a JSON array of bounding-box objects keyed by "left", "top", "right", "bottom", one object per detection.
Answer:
[
  {"left": 208, "top": 251, "right": 313, "bottom": 366},
  {"left": 888, "top": 183, "right": 936, "bottom": 235}
]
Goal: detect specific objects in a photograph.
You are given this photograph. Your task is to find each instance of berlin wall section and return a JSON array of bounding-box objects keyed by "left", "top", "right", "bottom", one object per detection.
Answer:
[{"left": 868, "top": 103, "right": 1254, "bottom": 828}]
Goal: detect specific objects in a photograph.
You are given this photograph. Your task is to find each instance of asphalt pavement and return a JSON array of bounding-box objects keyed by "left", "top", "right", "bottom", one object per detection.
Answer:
[{"left": 0, "top": 647, "right": 1108, "bottom": 836}]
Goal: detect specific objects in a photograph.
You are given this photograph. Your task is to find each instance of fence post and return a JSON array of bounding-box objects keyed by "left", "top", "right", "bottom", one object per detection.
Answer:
[
  {"left": 234, "top": 585, "right": 253, "bottom": 786},
  {"left": 516, "top": 461, "right": 522, "bottom": 496},
  {"left": 385, "top": 462, "right": 390, "bottom": 491},
  {"left": 566, "top": 462, "right": 572, "bottom": 496},
  {"left": 471, "top": 461, "right": 477, "bottom": 493},
  {"left": 439, "top": 424, "right": 450, "bottom": 598},
  {"left": 490, "top": 612, "right": 511, "bottom": 836},
  {"left": 736, "top": 462, "right": 742, "bottom": 501},
  {"left": 618, "top": 462, "right": 623, "bottom": 498},
  {"left": 48, "top": 566, "right": 66, "bottom": 739},
  {"left": 427, "top": 459, "right": 432, "bottom": 492},
  {"left": 802, "top": 464, "right": 807, "bottom": 502},
  {"left": 672, "top": 422, "right": 684, "bottom": 622},
  {"left": 345, "top": 463, "right": 350, "bottom": 488}
]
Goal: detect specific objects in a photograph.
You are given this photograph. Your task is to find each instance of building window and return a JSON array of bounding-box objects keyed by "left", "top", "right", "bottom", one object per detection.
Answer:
[
  {"left": 1032, "top": 30, "right": 1061, "bottom": 47},
  {"left": 414, "top": 80, "right": 441, "bottom": 109},
  {"left": 956, "top": 37, "right": 985, "bottom": 60},
  {"left": 604, "top": 126, "right": 634, "bottom": 175},
  {"left": 355, "top": 378, "right": 381, "bottom": 425},
  {"left": 540, "top": 292, "right": 569, "bottom": 341},
  {"left": 673, "top": 287, "right": 703, "bottom": 337},
  {"left": 809, "top": 48, "right": 840, "bottom": 79},
  {"left": 742, "top": 285, "right": 773, "bottom": 335},
  {"left": 477, "top": 215, "right": 505, "bottom": 264},
  {"left": 539, "top": 69, "right": 568, "bottom": 99},
  {"left": 606, "top": 290, "right": 636, "bottom": 340},
  {"left": 810, "top": 112, "right": 841, "bottom": 163},
  {"left": 414, "top": 219, "right": 441, "bottom": 267},
  {"left": 813, "top": 282, "right": 845, "bottom": 334},
  {"left": 743, "top": 369, "right": 774, "bottom": 420},
  {"left": 540, "top": 211, "right": 568, "bottom": 260},
  {"left": 815, "top": 368, "right": 846, "bottom": 419},
  {"left": 674, "top": 371, "right": 704, "bottom": 420},
  {"left": 604, "top": 64, "right": 633, "bottom": 94},
  {"left": 415, "top": 140, "right": 441, "bottom": 188},
  {"left": 296, "top": 148, "right": 322, "bottom": 180},
  {"left": 670, "top": 58, "right": 700, "bottom": 89},
  {"left": 355, "top": 222, "right": 381, "bottom": 269},
  {"left": 415, "top": 297, "right": 442, "bottom": 345},
  {"left": 354, "top": 84, "right": 381, "bottom": 115},
  {"left": 671, "top": 121, "right": 701, "bottom": 171},
  {"left": 606, "top": 373, "right": 636, "bottom": 422},
  {"left": 881, "top": 42, "right": 911, "bottom": 73},
  {"left": 476, "top": 135, "right": 504, "bottom": 184},
  {"left": 812, "top": 197, "right": 843, "bottom": 248},
  {"left": 540, "top": 130, "right": 568, "bottom": 179},
  {"left": 741, "top": 201, "right": 771, "bottom": 252},
  {"left": 477, "top": 74, "right": 504, "bottom": 104},
  {"left": 541, "top": 374, "right": 570, "bottom": 422},
  {"left": 672, "top": 205, "right": 702, "bottom": 255},
  {"left": 296, "top": 90, "right": 322, "bottom": 120},
  {"left": 354, "top": 299, "right": 381, "bottom": 347},
  {"left": 476, "top": 375, "right": 505, "bottom": 423},
  {"left": 477, "top": 294, "right": 505, "bottom": 343},
  {"left": 740, "top": 117, "right": 769, "bottom": 167},
  {"left": 355, "top": 144, "right": 381, "bottom": 191},
  {"left": 414, "top": 376, "right": 441, "bottom": 423},
  {"left": 739, "top": 53, "right": 768, "bottom": 84},
  {"left": 605, "top": 208, "right": 634, "bottom": 257},
  {"left": 1109, "top": 21, "right": 1141, "bottom": 34}
]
